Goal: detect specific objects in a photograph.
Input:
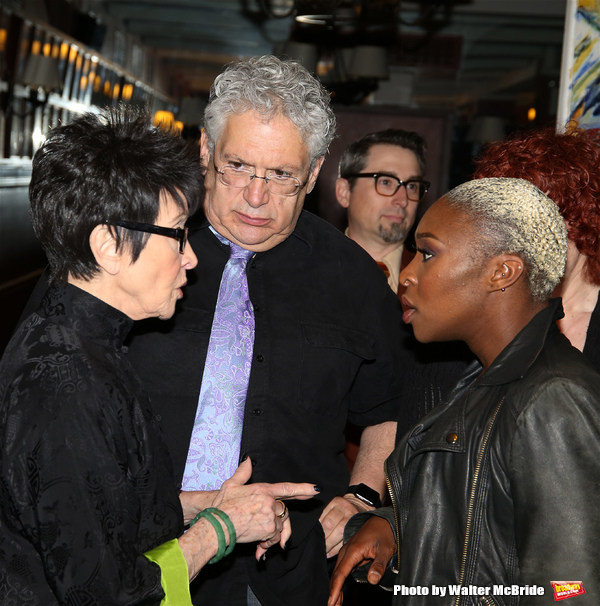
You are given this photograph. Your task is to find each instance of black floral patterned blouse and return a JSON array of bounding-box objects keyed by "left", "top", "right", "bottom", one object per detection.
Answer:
[{"left": 0, "top": 282, "right": 184, "bottom": 605}]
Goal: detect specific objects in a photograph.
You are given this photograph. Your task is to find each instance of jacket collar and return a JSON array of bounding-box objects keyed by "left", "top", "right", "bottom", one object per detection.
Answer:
[
  {"left": 475, "top": 298, "right": 564, "bottom": 387},
  {"left": 402, "top": 298, "right": 564, "bottom": 456},
  {"left": 39, "top": 281, "right": 133, "bottom": 350}
]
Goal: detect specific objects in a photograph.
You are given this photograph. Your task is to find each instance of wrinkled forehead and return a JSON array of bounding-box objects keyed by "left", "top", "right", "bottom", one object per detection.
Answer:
[{"left": 215, "top": 110, "right": 310, "bottom": 168}]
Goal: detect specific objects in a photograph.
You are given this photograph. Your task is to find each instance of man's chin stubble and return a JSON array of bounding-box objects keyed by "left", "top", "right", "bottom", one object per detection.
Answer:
[{"left": 379, "top": 223, "right": 407, "bottom": 244}]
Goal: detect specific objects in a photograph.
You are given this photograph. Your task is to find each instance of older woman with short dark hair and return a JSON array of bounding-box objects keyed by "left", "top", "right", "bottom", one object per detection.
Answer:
[{"left": 0, "top": 109, "right": 316, "bottom": 605}]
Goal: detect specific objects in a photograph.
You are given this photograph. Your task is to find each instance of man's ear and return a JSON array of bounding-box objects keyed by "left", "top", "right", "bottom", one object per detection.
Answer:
[
  {"left": 306, "top": 156, "right": 325, "bottom": 194},
  {"left": 200, "top": 129, "right": 210, "bottom": 174},
  {"left": 488, "top": 255, "right": 525, "bottom": 293},
  {"left": 89, "top": 224, "right": 123, "bottom": 276},
  {"left": 335, "top": 178, "right": 351, "bottom": 209}
]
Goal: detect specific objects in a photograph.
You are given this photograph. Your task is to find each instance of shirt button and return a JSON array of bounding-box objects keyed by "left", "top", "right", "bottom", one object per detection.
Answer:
[
  {"left": 256, "top": 354, "right": 264, "bottom": 362},
  {"left": 250, "top": 262, "right": 256, "bottom": 269},
  {"left": 254, "top": 304, "right": 260, "bottom": 312},
  {"left": 446, "top": 432, "right": 458, "bottom": 444},
  {"left": 252, "top": 408, "right": 261, "bottom": 415},
  {"left": 252, "top": 459, "right": 258, "bottom": 467}
]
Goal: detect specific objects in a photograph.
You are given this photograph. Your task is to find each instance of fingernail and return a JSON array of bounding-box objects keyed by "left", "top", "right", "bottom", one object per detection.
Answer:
[
  {"left": 241, "top": 453, "right": 248, "bottom": 462},
  {"left": 283, "top": 541, "right": 288, "bottom": 550},
  {"left": 314, "top": 485, "right": 322, "bottom": 492},
  {"left": 261, "top": 553, "right": 266, "bottom": 561}
]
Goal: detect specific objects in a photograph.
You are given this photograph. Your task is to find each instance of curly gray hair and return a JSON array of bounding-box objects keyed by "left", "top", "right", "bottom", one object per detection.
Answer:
[
  {"left": 443, "top": 177, "right": 567, "bottom": 300},
  {"left": 203, "top": 55, "right": 336, "bottom": 166}
]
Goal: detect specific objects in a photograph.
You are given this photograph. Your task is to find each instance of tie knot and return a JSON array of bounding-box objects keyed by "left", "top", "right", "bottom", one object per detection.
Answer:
[
  {"left": 229, "top": 242, "right": 254, "bottom": 261},
  {"left": 377, "top": 261, "right": 391, "bottom": 279},
  {"left": 210, "top": 227, "right": 254, "bottom": 261}
]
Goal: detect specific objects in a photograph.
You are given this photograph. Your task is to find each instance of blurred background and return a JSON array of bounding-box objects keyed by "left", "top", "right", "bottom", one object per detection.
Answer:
[{"left": 0, "top": 0, "right": 569, "bottom": 352}]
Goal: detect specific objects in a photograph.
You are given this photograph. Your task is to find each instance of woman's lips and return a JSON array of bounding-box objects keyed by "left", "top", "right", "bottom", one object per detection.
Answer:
[
  {"left": 177, "top": 280, "right": 188, "bottom": 297},
  {"left": 401, "top": 296, "right": 416, "bottom": 324}
]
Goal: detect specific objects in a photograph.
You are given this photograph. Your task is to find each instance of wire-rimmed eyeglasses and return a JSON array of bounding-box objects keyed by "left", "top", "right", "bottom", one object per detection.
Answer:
[
  {"left": 344, "top": 173, "right": 430, "bottom": 201},
  {"left": 110, "top": 220, "right": 189, "bottom": 254},
  {"left": 214, "top": 163, "right": 308, "bottom": 197}
]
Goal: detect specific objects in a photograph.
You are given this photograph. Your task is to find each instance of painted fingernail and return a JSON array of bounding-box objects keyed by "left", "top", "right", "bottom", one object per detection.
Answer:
[
  {"left": 241, "top": 453, "right": 248, "bottom": 462},
  {"left": 261, "top": 553, "right": 267, "bottom": 561},
  {"left": 314, "top": 485, "right": 322, "bottom": 492}
]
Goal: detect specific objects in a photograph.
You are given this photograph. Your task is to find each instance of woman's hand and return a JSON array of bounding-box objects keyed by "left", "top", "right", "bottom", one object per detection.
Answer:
[
  {"left": 179, "top": 490, "right": 218, "bottom": 524},
  {"left": 215, "top": 457, "right": 319, "bottom": 559},
  {"left": 180, "top": 458, "right": 319, "bottom": 561},
  {"left": 328, "top": 516, "right": 396, "bottom": 606}
]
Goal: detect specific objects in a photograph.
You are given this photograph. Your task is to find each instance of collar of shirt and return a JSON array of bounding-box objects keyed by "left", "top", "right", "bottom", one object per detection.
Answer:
[
  {"left": 40, "top": 281, "right": 134, "bottom": 350},
  {"left": 344, "top": 227, "right": 403, "bottom": 293}
]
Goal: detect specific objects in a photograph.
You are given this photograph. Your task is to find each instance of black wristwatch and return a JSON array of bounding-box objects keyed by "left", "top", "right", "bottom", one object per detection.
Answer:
[{"left": 346, "top": 483, "right": 382, "bottom": 508}]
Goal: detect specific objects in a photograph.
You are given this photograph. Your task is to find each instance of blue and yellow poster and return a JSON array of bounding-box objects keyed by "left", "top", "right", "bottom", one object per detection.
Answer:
[{"left": 558, "top": 0, "right": 600, "bottom": 129}]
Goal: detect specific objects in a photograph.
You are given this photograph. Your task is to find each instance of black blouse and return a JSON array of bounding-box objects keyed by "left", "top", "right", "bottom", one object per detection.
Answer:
[{"left": 0, "top": 282, "right": 183, "bottom": 605}]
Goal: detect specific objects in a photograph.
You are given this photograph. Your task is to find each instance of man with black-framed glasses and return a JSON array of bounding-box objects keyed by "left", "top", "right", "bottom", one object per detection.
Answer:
[{"left": 336, "top": 129, "right": 429, "bottom": 297}]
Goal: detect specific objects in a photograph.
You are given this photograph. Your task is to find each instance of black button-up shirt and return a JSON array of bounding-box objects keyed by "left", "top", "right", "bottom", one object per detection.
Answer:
[{"left": 127, "top": 210, "right": 408, "bottom": 606}]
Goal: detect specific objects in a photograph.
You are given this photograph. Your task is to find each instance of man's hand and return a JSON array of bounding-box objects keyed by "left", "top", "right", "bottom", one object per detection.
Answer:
[
  {"left": 318, "top": 494, "right": 374, "bottom": 558},
  {"left": 328, "top": 516, "right": 396, "bottom": 606}
]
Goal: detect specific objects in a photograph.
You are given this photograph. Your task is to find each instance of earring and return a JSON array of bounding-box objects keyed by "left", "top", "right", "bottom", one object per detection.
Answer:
[
  {"left": 404, "top": 279, "right": 410, "bottom": 286},
  {"left": 502, "top": 273, "right": 505, "bottom": 277},
  {"left": 501, "top": 288, "right": 505, "bottom": 292}
]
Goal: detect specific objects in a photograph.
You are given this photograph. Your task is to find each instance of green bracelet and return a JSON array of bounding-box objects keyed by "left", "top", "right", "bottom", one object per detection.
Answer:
[
  {"left": 188, "top": 508, "right": 236, "bottom": 563},
  {"left": 189, "top": 510, "right": 226, "bottom": 564},
  {"left": 204, "top": 508, "right": 236, "bottom": 557}
]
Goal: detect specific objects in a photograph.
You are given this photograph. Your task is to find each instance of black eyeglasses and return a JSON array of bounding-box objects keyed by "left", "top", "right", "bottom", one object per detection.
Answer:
[
  {"left": 110, "top": 220, "right": 189, "bottom": 254},
  {"left": 344, "top": 173, "right": 430, "bottom": 201}
]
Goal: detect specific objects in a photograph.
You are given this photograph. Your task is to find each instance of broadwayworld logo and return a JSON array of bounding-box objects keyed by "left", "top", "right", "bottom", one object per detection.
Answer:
[{"left": 551, "top": 582, "right": 586, "bottom": 601}]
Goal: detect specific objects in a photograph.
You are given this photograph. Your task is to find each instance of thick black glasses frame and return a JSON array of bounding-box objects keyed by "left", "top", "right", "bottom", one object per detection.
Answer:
[
  {"left": 344, "top": 172, "right": 430, "bottom": 199},
  {"left": 111, "top": 220, "right": 188, "bottom": 254}
]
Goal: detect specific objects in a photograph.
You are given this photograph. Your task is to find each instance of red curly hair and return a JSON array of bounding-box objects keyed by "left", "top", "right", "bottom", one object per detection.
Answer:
[{"left": 474, "top": 126, "right": 600, "bottom": 285}]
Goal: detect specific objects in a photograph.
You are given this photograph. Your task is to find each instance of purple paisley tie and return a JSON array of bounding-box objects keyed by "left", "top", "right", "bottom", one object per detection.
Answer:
[{"left": 181, "top": 232, "right": 254, "bottom": 490}]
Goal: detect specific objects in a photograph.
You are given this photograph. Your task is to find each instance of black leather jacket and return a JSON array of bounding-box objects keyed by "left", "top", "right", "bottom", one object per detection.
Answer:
[{"left": 346, "top": 300, "right": 600, "bottom": 605}]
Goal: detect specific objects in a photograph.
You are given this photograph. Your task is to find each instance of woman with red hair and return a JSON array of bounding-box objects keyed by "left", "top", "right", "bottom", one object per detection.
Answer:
[{"left": 474, "top": 126, "right": 600, "bottom": 368}]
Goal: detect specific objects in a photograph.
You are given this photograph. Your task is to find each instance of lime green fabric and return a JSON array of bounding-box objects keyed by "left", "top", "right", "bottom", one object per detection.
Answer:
[{"left": 145, "top": 539, "right": 192, "bottom": 606}]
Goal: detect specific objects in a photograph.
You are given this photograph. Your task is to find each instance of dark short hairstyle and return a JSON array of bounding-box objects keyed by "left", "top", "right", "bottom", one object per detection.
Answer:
[
  {"left": 474, "top": 126, "right": 600, "bottom": 286},
  {"left": 30, "top": 107, "right": 204, "bottom": 282},
  {"left": 338, "top": 128, "right": 427, "bottom": 189}
]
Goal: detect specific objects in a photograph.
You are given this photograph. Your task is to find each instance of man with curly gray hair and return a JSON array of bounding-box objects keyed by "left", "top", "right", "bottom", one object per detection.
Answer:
[{"left": 128, "top": 55, "right": 408, "bottom": 606}]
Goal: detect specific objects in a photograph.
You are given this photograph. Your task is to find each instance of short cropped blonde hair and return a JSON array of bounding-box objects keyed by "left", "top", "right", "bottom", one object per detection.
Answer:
[{"left": 443, "top": 177, "right": 568, "bottom": 300}]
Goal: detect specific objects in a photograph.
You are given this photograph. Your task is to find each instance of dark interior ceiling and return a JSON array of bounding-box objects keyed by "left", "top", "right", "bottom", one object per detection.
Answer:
[{"left": 87, "top": 0, "right": 567, "bottom": 113}]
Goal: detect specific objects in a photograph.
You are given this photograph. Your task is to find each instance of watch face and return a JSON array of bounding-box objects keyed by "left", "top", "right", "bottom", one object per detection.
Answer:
[{"left": 350, "top": 483, "right": 380, "bottom": 507}]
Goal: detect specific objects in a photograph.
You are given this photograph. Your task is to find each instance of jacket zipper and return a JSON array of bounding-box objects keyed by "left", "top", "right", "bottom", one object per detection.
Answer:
[
  {"left": 454, "top": 397, "right": 505, "bottom": 606},
  {"left": 384, "top": 458, "right": 401, "bottom": 573}
]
